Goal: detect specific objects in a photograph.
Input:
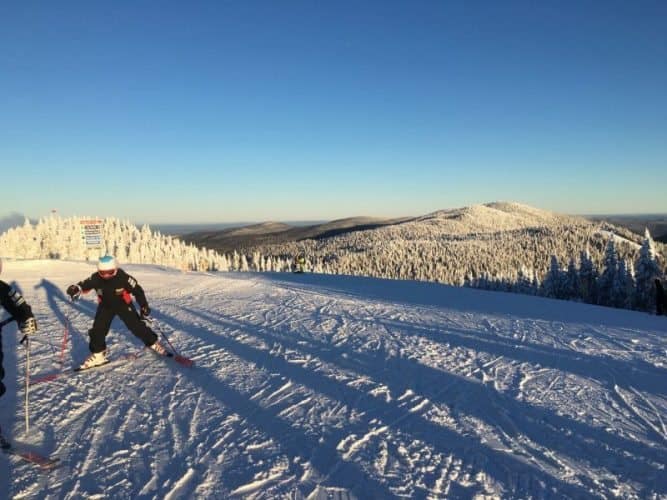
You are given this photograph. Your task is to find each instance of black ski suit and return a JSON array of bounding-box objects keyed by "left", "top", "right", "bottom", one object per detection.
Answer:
[
  {"left": 0, "top": 281, "right": 35, "bottom": 398},
  {"left": 77, "top": 269, "right": 158, "bottom": 354}
]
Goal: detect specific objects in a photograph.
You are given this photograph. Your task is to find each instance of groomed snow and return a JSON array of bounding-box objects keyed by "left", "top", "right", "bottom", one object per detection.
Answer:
[{"left": 1, "top": 260, "right": 666, "bottom": 499}]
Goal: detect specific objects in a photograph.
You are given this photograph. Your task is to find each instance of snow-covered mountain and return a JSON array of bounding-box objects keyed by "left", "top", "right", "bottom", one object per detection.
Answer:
[
  {"left": 182, "top": 216, "right": 412, "bottom": 254},
  {"left": 245, "top": 201, "right": 663, "bottom": 286},
  {"left": 416, "top": 201, "right": 579, "bottom": 233},
  {"left": 2, "top": 203, "right": 663, "bottom": 292},
  {"left": 1, "top": 260, "right": 665, "bottom": 498}
]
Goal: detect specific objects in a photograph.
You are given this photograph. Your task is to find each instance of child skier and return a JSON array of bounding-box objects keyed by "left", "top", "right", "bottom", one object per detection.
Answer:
[
  {"left": 66, "top": 255, "right": 168, "bottom": 370},
  {"left": 0, "top": 258, "right": 38, "bottom": 398}
]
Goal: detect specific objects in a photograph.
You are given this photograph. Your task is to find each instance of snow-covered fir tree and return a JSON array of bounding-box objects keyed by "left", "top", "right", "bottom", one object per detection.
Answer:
[
  {"left": 564, "top": 257, "right": 581, "bottom": 301},
  {"left": 611, "top": 259, "right": 634, "bottom": 310},
  {"left": 634, "top": 229, "right": 662, "bottom": 311},
  {"left": 578, "top": 248, "right": 598, "bottom": 305},
  {"left": 2, "top": 204, "right": 665, "bottom": 315},
  {"left": 0, "top": 216, "right": 228, "bottom": 272},
  {"left": 542, "top": 255, "right": 566, "bottom": 299},
  {"left": 597, "top": 237, "right": 619, "bottom": 307},
  {"left": 514, "top": 267, "right": 536, "bottom": 295}
]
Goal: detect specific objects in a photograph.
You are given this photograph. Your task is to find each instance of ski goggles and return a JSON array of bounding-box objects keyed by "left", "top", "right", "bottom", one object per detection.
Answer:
[{"left": 98, "top": 269, "right": 117, "bottom": 278}]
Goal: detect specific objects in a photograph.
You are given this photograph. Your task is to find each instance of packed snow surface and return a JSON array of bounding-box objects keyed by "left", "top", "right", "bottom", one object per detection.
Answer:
[{"left": 1, "top": 260, "right": 666, "bottom": 499}]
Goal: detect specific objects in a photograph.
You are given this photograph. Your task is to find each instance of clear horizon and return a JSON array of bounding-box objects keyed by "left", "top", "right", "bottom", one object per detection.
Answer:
[
  {"left": 2, "top": 204, "right": 666, "bottom": 231},
  {"left": 1, "top": 1, "right": 665, "bottom": 222}
]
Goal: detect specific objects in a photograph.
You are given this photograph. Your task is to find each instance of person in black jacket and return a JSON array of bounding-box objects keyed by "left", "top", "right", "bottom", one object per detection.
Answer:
[
  {"left": 66, "top": 255, "right": 168, "bottom": 370},
  {"left": 0, "top": 258, "right": 38, "bottom": 398},
  {"left": 656, "top": 278, "right": 666, "bottom": 316}
]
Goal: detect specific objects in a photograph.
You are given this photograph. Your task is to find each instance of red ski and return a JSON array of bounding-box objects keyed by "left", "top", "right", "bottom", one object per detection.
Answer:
[
  {"left": 0, "top": 434, "right": 60, "bottom": 470},
  {"left": 5, "top": 447, "right": 60, "bottom": 470},
  {"left": 30, "top": 348, "right": 193, "bottom": 386}
]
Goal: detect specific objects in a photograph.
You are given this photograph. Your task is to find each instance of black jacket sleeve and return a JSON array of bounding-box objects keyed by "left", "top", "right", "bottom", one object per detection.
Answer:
[
  {"left": 78, "top": 273, "right": 100, "bottom": 293},
  {"left": 122, "top": 271, "right": 149, "bottom": 309},
  {"left": 0, "top": 280, "right": 34, "bottom": 323}
]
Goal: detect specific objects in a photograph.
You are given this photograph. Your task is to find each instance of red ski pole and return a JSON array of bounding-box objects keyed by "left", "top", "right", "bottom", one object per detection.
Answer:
[{"left": 146, "top": 317, "right": 194, "bottom": 367}]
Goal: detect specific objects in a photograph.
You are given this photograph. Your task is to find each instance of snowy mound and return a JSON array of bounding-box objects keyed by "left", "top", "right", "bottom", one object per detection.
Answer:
[
  {"left": 417, "top": 202, "right": 580, "bottom": 234},
  {"left": 1, "top": 260, "right": 665, "bottom": 498},
  {"left": 485, "top": 200, "right": 574, "bottom": 221}
]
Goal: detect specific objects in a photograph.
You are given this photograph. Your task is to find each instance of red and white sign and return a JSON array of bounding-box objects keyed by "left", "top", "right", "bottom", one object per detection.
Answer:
[{"left": 80, "top": 219, "right": 104, "bottom": 248}]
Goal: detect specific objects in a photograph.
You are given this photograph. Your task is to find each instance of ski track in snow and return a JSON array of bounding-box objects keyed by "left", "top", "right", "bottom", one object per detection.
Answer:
[{"left": 1, "top": 261, "right": 666, "bottom": 499}]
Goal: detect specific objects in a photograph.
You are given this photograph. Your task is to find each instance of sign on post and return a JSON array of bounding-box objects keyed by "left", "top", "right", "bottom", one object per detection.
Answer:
[{"left": 80, "top": 219, "right": 104, "bottom": 249}]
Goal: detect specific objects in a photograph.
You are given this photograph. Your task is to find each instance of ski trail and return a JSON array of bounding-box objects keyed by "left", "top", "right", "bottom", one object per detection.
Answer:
[
  {"left": 170, "top": 290, "right": 592, "bottom": 496},
  {"left": 5, "top": 263, "right": 667, "bottom": 499},
  {"left": 337, "top": 425, "right": 389, "bottom": 460},
  {"left": 164, "top": 467, "right": 196, "bottom": 500},
  {"left": 614, "top": 384, "right": 667, "bottom": 442},
  {"left": 628, "top": 387, "right": 667, "bottom": 439}
]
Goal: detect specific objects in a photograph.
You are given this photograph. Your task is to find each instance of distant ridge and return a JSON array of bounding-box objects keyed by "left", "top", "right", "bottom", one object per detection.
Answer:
[
  {"left": 182, "top": 215, "right": 412, "bottom": 253},
  {"left": 220, "top": 222, "right": 293, "bottom": 237},
  {"left": 416, "top": 202, "right": 581, "bottom": 233},
  {"left": 182, "top": 201, "right": 665, "bottom": 286},
  {"left": 182, "top": 201, "right": 588, "bottom": 254},
  {"left": 586, "top": 213, "right": 667, "bottom": 244}
]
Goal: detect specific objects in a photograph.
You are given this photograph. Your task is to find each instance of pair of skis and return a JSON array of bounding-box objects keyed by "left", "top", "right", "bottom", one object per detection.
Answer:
[
  {"left": 30, "top": 316, "right": 193, "bottom": 385},
  {"left": 72, "top": 345, "right": 194, "bottom": 373},
  {"left": 31, "top": 344, "right": 193, "bottom": 386}
]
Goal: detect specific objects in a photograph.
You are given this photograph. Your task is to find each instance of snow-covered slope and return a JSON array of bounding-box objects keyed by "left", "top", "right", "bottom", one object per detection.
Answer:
[
  {"left": 1, "top": 260, "right": 666, "bottom": 499},
  {"left": 417, "top": 201, "right": 582, "bottom": 233}
]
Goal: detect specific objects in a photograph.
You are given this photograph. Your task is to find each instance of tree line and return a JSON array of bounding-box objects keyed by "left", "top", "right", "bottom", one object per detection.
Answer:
[{"left": 1, "top": 214, "right": 664, "bottom": 314}]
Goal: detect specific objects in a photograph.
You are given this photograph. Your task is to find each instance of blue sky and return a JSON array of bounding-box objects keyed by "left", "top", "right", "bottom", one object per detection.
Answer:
[{"left": 1, "top": 1, "right": 665, "bottom": 223}]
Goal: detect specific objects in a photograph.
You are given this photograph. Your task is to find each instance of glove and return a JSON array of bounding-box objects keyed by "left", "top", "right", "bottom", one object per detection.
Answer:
[
  {"left": 19, "top": 317, "right": 38, "bottom": 335},
  {"left": 66, "top": 284, "right": 81, "bottom": 299},
  {"left": 140, "top": 305, "right": 151, "bottom": 318}
]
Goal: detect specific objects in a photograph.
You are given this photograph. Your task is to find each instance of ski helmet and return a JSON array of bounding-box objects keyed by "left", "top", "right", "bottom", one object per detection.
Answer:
[{"left": 97, "top": 255, "right": 117, "bottom": 279}]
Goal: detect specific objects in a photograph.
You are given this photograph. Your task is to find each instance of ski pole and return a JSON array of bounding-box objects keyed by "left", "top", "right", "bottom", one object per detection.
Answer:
[
  {"left": 148, "top": 317, "right": 194, "bottom": 367},
  {"left": 19, "top": 331, "right": 30, "bottom": 434},
  {"left": 24, "top": 335, "right": 30, "bottom": 433}
]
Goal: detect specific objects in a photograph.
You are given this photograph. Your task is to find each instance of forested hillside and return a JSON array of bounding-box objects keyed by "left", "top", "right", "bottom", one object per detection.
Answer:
[
  {"left": 243, "top": 203, "right": 663, "bottom": 280},
  {"left": 1, "top": 203, "right": 665, "bottom": 313},
  {"left": 0, "top": 216, "right": 230, "bottom": 272}
]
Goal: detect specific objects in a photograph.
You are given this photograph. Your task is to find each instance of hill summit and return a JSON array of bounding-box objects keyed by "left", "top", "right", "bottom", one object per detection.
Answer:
[
  {"left": 417, "top": 202, "right": 580, "bottom": 234},
  {"left": 182, "top": 201, "right": 663, "bottom": 295}
]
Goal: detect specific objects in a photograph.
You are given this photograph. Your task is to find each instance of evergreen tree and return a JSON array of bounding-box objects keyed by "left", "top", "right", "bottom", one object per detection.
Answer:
[
  {"left": 634, "top": 229, "right": 662, "bottom": 311},
  {"left": 515, "top": 267, "right": 534, "bottom": 295},
  {"left": 564, "top": 257, "right": 580, "bottom": 301},
  {"left": 0, "top": 215, "right": 232, "bottom": 273},
  {"left": 611, "top": 260, "right": 629, "bottom": 309},
  {"left": 578, "top": 248, "right": 598, "bottom": 304},
  {"left": 597, "top": 237, "right": 618, "bottom": 307},
  {"left": 621, "top": 260, "right": 636, "bottom": 310},
  {"left": 542, "top": 255, "right": 565, "bottom": 299}
]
